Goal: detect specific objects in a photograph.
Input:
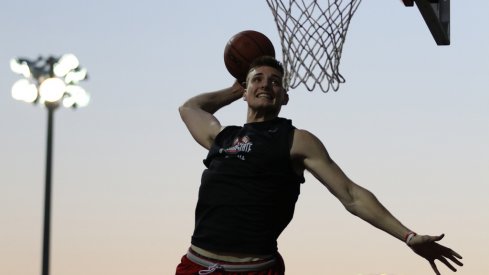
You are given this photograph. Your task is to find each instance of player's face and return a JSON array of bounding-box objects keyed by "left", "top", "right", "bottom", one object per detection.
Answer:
[{"left": 244, "top": 66, "right": 288, "bottom": 114}]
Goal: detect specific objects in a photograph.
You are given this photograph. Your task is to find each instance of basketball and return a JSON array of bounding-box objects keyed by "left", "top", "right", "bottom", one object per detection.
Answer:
[{"left": 224, "top": 30, "right": 275, "bottom": 82}]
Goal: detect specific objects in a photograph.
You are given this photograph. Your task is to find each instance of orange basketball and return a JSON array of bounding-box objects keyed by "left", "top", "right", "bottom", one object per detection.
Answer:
[{"left": 224, "top": 30, "right": 275, "bottom": 82}]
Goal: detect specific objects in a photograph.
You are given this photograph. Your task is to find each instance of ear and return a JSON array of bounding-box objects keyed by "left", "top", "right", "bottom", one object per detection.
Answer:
[
  {"left": 282, "top": 92, "right": 289, "bottom": 106},
  {"left": 243, "top": 89, "right": 248, "bottom": 101}
]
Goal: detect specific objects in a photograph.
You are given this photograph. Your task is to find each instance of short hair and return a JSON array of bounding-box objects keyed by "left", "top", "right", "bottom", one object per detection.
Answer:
[{"left": 248, "top": 56, "right": 284, "bottom": 76}]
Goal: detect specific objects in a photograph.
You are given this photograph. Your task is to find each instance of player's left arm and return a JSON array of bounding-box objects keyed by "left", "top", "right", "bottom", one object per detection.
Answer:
[
  {"left": 291, "top": 129, "right": 463, "bottom": 274},
  {"left": 291, "top": 128, "right": 410, "bottom": 239}
]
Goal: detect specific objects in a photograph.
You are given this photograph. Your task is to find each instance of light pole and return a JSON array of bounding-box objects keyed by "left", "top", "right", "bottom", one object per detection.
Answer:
[{"left": 10, "top": 54, "right": 89, "bottom": 275}]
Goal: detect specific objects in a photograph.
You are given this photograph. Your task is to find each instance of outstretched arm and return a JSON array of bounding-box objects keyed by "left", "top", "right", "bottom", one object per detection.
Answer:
[
  {"left": 291, "top": 129, "right": 463, "bottom": 274},
  {"left": 178, "top": 81, "right": 244, "bottom": 149}
]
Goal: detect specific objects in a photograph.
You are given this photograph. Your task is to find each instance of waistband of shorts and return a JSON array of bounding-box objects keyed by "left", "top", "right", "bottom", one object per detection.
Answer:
[{"left": 186, "top": 248, "right": 277, "bottom": 272}]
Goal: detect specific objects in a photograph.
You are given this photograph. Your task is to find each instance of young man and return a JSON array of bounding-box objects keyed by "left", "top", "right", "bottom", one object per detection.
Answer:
[{"left": 176, "top": 56, "right": 463, "bottom": 275}]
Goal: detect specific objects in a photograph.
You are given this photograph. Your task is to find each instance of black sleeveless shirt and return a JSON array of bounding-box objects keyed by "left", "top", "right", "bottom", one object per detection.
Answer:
[{"left": 191, "top": 117, "right": 305, "bottom": 254}]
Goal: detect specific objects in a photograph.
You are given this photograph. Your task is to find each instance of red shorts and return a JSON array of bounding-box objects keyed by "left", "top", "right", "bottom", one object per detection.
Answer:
[{"left": 175, "top": 249, "right": 285, "bottom": 275}]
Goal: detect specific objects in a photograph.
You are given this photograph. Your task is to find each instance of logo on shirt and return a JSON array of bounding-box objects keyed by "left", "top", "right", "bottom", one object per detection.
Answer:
[{"left": 219, "top": 135, "right": 253, "bottom": 160}]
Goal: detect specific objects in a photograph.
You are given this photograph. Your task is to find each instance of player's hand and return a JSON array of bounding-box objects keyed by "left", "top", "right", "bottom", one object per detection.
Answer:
[
  {"left": 233, "top": 79, "right": 246, "bottom": 90},
  {"left": 408, "top": 234, "right": 463, "bottom": 274}
]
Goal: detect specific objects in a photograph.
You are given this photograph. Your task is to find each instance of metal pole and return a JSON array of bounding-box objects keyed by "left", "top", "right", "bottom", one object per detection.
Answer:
[{"left": 42, "top": 105, "right": 55, "bottom": 275}]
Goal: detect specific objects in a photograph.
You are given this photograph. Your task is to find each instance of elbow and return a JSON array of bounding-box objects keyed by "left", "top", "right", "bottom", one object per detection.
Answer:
[
  {"left": 178, "top": 105, "right": 185, "bottom": 118},
  {"left": 342, "top": 187, "right": 380, "bottom": 220},
  {"left": 340, "top": 183, "right": 363, "bottom": 216},
  {"left": 179, "top": 100, "right": 193, "bottom": 115},
  {"left": 179, "top": 98, "right": 201, "bottom": 114},
  {"left": 344, "top": 201, "right": 360, "bottom": 217},
  {"left": 178, "top": 105, "right": 192, "bottom": 122},
  {"left": 178, "top": 105, "right": 186, "bottom": 115},
  {"left": 179, "top": 99, "right": 192, "bottom": 110}
]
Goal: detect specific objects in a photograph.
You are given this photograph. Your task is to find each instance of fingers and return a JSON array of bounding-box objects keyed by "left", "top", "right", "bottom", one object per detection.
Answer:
[
  {"left": 451, "top": 249, "right": 463, "bottom": 260},
  {"left": 439, "top": 257, "right": 457, "bottom": 272},
  {"left": 447, "top": 254, "right": 464, "bottom": 267},
  {"left": 430, "top": 260, "right": 441, "bottom": 275},
  {"left": 432, "top": 233, "right": 445, "bottom": 242},
  {"left": 439, "top": 242, "right": 463, "bottom": 266},
  {"left": 446, "top": 251, "right": 464, "bottom": 267},
  {"left": 435, "top": 249, "right": 464, "bottom": 273}
]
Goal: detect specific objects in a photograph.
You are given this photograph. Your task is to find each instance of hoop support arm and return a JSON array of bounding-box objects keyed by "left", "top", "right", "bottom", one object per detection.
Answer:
[{"left": 414, "top": 0, "right": 450, "bottom": 45}]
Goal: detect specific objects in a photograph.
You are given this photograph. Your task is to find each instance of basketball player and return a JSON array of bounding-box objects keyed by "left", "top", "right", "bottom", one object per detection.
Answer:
[{"left": 175, "top": 56, "right": 463, "bottom": 275}]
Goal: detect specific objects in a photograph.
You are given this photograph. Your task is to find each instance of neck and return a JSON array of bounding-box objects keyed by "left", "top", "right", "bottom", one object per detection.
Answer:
[{"left": 246, "top": 108, "right": 279, "bottom": 123}]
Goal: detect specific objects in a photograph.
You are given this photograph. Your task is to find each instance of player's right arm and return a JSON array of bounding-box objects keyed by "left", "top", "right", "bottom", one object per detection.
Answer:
[{"left": 179, "top": 81, "right": 245, "bottom": 150}]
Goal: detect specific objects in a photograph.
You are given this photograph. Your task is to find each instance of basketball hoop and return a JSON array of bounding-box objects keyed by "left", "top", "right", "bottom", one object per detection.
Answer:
[{"left": 266, "top": 0, "right": 362, "bottom": 92}]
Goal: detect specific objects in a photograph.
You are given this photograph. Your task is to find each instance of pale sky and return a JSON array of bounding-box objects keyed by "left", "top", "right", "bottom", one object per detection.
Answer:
[{"left": 1, "top": 1, "right": 488, "bottom": 275}]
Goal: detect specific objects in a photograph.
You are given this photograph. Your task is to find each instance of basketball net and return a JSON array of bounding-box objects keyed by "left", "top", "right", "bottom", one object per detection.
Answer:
[{"left": 266, "top": 0, "right": 362, "bottom": 92}]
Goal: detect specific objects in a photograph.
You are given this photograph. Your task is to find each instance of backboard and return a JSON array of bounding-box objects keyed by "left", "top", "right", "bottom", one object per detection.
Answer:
[{"left": 403, "top": 0, "right": 450, "bottom": 45}]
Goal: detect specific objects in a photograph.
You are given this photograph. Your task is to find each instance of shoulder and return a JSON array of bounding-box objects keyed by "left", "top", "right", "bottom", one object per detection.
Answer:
[
  {"left": 289, "top": 128, "right": 333, "bottom": 176},
  {"left": 291, "top": 129, "right": 326, "bottom": 157},
  {"left": 293, "top": 128, "right": 321, "bottom": 144}
]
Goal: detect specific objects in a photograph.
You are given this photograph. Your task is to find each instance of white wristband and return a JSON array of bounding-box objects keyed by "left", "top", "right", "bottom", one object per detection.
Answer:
[{"left": 405, "top": 232, "right": 416, "bottom": 245}]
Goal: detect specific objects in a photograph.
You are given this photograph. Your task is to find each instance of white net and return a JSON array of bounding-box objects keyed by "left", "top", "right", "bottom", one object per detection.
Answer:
[{"left": 266, "top": 0, "right": 362, "bottom": 92}]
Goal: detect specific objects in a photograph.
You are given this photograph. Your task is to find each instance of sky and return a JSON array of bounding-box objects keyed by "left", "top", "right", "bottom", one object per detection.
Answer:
[{"left": 0, "top": 1, "right": 488, "bottom": 275}]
